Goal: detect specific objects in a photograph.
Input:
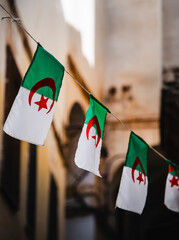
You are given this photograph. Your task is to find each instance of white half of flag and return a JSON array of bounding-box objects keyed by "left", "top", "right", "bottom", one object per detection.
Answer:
[
  {"left": 116, "top": 166, "right": 148, "bottom": 214},
  {"left": 3, "top": 86, "right": 56, "bottom": 145},
  {"left": 164, "top": 173, "right": 179, "bottom": 212},
  {"left": 75, "top": 124, "right": 102, "bottom": 177}
]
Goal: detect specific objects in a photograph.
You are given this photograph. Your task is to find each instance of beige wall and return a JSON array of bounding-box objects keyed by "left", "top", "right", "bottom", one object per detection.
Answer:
[
  {"left": 94, "top": 0, "right": 162, "bottom": 165},
  {"left": 163, "top": 0, "right": 179, "bottom": 68},
  {"left": 103, "top": 0, "right": 162, "bottom": 120}
]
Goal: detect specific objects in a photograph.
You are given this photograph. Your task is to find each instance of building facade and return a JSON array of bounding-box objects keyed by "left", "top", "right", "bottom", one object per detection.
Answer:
[{"left": 1, "top": 0, "right": 178, "bottom": 240}]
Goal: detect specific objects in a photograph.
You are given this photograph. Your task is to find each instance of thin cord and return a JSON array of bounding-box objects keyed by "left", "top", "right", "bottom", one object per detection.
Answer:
[
  {"left": 110, "top": 111, "right": 132, "bottom": 131},
  {"left": 65, "top": 70, "right": 91, "bottom": 95},
  {"left": 149, "top": 145, "right": 168, "bottom": 161},
  {"left": 0, "top": 3, "right": 38, "bottom": 44},
  {"left": 0, "top": 4, "right": 169, "bottom": 163},
  {"left": 110, "top": 112, "right": 167, "bottom": 161}
]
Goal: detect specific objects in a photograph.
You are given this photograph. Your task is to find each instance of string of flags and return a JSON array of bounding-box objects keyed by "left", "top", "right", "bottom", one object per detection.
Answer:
[{"left": 1, "top": 4, "right": 179, "bottom": 215}]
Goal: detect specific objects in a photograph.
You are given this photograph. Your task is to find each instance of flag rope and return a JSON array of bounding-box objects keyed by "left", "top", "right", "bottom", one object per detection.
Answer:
[
  {"left": 0, "top": 4, "right": 170, "bottom": 163},
  {"left": 0, "top": 3, "right": 38, "bottom": 44},
  {"left": 65, "top": 70, "right": 91, "bottom": 95}
]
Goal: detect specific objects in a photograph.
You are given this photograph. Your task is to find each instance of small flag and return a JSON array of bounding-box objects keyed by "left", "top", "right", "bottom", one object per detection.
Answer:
[
  {"left": 74, "top": 94, "right": 109, "bottom": 177},
  {"left": 164, "top": 160, "right": 179, "bottom": 212},
  {"left": 3, "top": 44, "right": 64, "bottom": 145},
  {"left": 116, "top": 132, "right": 149, "bottom": 214}
]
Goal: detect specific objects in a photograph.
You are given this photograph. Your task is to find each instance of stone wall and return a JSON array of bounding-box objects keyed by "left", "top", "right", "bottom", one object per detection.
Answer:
[{"left": 161, "top": 0, "right": 179, "bottom": 163}]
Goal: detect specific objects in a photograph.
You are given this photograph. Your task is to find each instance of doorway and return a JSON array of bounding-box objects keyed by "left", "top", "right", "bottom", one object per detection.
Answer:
[
  {"left": 26, "top": 144, "right": 37, "bottom": 239},
  {"left": 47, "top": 175, "right": 58, "bottom": 240},
  {"left": 1, "top": 45, "right": 21, "bottom": 210}
]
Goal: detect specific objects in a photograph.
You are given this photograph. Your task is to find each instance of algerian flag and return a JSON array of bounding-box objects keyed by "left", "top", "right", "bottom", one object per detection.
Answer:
[
  {"left": 3, "top": 44, "right": 64, "bottom": 145},
  {"left": 116, "top": 132, "right": 149, "bottom": 214},
  {"left": 74, "top": 94, "right": 109, "bottom": 177},
  {"left": 164, "top": 160, "right": 179, "bottom": 212}
]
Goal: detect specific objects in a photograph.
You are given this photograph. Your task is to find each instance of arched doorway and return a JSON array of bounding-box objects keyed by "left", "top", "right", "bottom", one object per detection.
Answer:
[
  {"left": 66, "top": 103, "right": 86, "bottom": 189},
  {"left": 65, "top": 102, "right": 97, "bottom": 240}
]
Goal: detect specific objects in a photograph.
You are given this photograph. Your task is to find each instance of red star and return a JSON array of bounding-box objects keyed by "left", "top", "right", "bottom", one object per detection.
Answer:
[
  {"left": 34, "top": 95, "right": 48, "bottom": 111},
  {"left": 137, "top": 172, "right": 144, "bottom": 184},
  {"left": 92, "top": 135, "right": 96, "bottom": 141},
  {"left": 92, "top": 135, "right": 97, "bottom": 147},
  {"left": 169, "top": 176, "right": 179, "bottom": 188}
]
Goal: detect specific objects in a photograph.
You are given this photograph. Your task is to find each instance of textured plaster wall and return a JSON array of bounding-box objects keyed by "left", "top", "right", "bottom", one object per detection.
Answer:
[
  {"left": 163, "top": 0, "right": 179, "bottom": 68},
  {"left": 103, "top": 0, "right": 162, "bottom": 120}
]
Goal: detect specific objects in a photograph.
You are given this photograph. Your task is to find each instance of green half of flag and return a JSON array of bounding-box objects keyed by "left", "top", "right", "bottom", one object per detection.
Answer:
[
  {"left": 21, "top": 44, "right": 64, "bottom": 101},
  {"left": 125, "top": 132, "right": 149, "bottom": 176},
  {"left": 85, "top": 95, "right": 109, "bottom": 139}
]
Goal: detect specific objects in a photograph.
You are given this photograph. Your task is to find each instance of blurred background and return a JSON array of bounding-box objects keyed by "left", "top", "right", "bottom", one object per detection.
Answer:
[{"left": 0, "top": 0, "right": 178, "bottom": 239}]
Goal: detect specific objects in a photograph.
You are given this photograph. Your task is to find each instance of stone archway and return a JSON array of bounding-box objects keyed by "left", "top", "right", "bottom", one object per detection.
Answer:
[{"left": 66, "top": 102, "right": 86, "bottom": 188}]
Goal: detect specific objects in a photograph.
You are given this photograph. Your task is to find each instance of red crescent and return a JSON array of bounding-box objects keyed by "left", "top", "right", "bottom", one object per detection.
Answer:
[
  {"left": 131, "top": 156, "right": 146, "bottom": 185},
  {"left": 86, "top": 115, "right": 101, "bottom": 148},
  {"left": 28, "top": 78, "right": 56, "bottom": 114}
]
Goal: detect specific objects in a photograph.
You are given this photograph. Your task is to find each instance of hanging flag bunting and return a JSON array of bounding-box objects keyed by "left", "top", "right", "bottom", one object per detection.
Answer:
[
  {"left": 116, "top": 132, "right": 149, "bottom": 214},
  {"left": 164, "top": 160, "right": 179, "bottom": 212},
  {"left": 3, "top": 44, "right": 64, "bottom": 145},
  {"left": 1, "top": 3, "right": 179, "bottom": 213},
  {"left": 74, "top": 94, "right": 110, "bottom": 177}
]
